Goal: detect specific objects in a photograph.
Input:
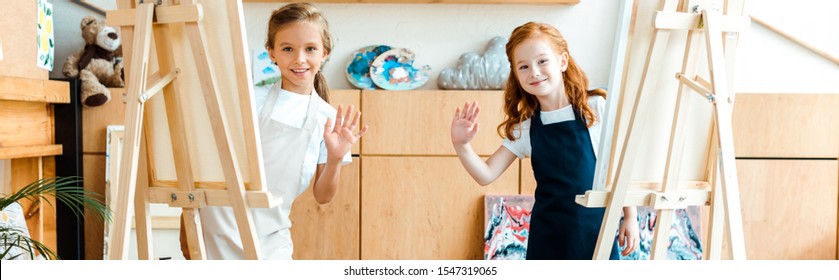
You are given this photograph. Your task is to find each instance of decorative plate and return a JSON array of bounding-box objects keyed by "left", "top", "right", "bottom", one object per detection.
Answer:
[
  {"left": 345, "top": 45, "right": 392, "bottom": 90},
  {"left": 369, "top": 48, "right": 431, "bottom": 91}
]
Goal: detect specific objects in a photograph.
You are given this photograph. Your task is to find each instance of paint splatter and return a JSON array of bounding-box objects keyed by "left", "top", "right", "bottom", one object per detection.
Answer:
[
  {"left": 619, "top": 206, "right": 704, "bottom": 260},
  {"left": 484, "top": 195, "right": 534, "bottom": 260}
]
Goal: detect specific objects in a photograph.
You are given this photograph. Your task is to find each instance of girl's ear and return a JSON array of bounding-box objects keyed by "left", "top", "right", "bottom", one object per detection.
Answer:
[{"left": 559, "top": 52, "right": 569, "bottom": 72}]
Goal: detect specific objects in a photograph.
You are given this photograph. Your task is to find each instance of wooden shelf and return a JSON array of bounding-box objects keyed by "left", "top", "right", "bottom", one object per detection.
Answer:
[
  {"left": 242, "top": 0, "right": 580, "bottom": 4},
  {"left": 0, "top": 76, "right": 70, "bottom": 104},
  {"left": 0, "top": 145, "right": 63, "bottom": 160}
]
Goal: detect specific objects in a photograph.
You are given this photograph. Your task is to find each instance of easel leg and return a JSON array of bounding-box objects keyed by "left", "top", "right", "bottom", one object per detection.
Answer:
[
  {"left": 703, "top": 9, "right": 747, "bottom": 260},
  {"left": 183, "top": 8, "right": 260, "bottom": 260},
  {"left": 651, "top": 15, "right": 706, "bottom": 259},
  {"left": 595, "top": 0, "right": 680, "bottom": 260},
  {"left": 134, "top": 135, "right": 153, "bottom": 259},
  {"left": 107, "top": 3, "right": 155, "bottom": 260},
  {"left": 152, "top": 14, "right": 206, "bottom": 260}
]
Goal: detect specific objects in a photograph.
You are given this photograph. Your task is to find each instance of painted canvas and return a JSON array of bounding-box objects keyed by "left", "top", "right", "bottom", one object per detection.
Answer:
[
  {"left": 346, "top": 45, "right": 391, "bottom": 90},
  {"left": 252, "top": 48, "right": 280, "bottom": 87},
  {"left": 484, "top": 194, "right": 703, "bottom": 260},
  {"left": 484, "top": 194, "right": 534, "bottom": 260},
  {"left": 619, "top": 206, "right": 704, "bottom": 260},
  {"left": 370, "top": 48, "right": 430, "bottom": 90},
  {"left": 36, "top": 0, "right": 54, "bottom": 71}
]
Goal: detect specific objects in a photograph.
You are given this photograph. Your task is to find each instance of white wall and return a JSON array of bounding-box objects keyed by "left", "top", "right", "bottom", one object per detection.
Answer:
[
  {"left": 244, "top": 2, "right": 620, "bottom": 91},
  {"left": 736, "top": 0, "right": 839, "bottom": 93}
]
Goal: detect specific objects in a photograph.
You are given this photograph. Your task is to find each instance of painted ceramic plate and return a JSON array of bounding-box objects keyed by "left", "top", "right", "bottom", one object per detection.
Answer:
[
  {"left": 369, "top": 48, "right": 431, "bottom": 91},
  {"left": 345, "top": 45, "right": 392, "bottom": 90}
]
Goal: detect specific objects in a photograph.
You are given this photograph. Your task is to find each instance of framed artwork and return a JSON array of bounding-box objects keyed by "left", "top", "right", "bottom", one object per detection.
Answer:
[
  {"left": 102, "top": 125, "right": 125, "bottom": 259},
  {"left": 252, "top": 48, "right": 280, "bottom": 87},
  {"left": 36, "top": 0, "right": 54, "bottom": 71}
]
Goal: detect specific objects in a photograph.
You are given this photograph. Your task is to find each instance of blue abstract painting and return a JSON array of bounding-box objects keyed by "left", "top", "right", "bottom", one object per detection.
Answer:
[
  {"left": 619, "top": 206, "right": 704, "bottom": 260},
  {"left": 369, "top": 48, "right": 430, "bottom": 91},
  {"left": 346, "top": 45, "right": 391, "bottom": 90}
]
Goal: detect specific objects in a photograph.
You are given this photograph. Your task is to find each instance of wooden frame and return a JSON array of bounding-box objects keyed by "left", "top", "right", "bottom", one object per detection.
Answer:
[
  {"left": 105, "top": 0, "right": 273, "bottom": 260},
  {"left": 584, "top": 0, "right": 749, "bottom": 260}
]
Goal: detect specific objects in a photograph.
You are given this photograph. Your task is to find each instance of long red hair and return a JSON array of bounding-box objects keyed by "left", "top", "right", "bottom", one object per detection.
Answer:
[{"left": 498, "top": 22, "right": 606, "bottom": 140}]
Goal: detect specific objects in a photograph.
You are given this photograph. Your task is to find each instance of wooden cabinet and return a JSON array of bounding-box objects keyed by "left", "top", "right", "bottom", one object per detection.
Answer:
[
  {"left": 1, "top": 0, "right": 69, "bottom": 256},
  {"left": 733, "top": 159, "right": 837, "bottom": 260},
  {"left": 290, "top": 158, "right": 361, "bottom": 260},
  {"left": 729, "top": 93, "right": 839, "bottom": 260},
  {"left": 361, "top": 156, "right": 518, "bottom": 259},
  {"left": 361, "top": 90, "right": 506, "bottom": 156}
]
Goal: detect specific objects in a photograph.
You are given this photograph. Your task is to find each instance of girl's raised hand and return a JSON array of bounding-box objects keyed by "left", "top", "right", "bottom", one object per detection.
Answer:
[
  {"left": 451, "top": 101, "right": 481, "bottom": 146},
  {"left": 324, "top": 105, "right": 368, "bottom": 160}
]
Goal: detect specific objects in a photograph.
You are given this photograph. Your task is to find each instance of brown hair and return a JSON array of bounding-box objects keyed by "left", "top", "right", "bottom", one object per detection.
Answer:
[
  {"left": 264, "top": 2, "right": 332, "bottom": 102},
  {"left": 497, "top": 22, "right": 606, "bottom": 140}
]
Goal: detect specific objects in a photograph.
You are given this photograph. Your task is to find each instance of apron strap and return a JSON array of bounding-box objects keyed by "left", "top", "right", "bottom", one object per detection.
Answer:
[
  {"left": 259, "top": 83, "right": 282, "bottom": 121},
  {"left": 302, "top": 90, "right": 320, "bottom": 132},
  {"left": 259, "top": 83, "right": 320, "bottom": 134}
]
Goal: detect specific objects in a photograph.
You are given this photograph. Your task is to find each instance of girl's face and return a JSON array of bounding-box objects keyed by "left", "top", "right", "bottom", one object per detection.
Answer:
[
  {"left": 269, "top": 21, "right": 328, "bottom": 95},
  {"left": 513, "top": 38, "right": 568, "bottom": 101}
]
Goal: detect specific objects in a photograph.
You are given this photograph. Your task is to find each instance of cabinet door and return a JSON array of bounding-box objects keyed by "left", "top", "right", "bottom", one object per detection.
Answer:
[
  {"left": 360, "top": 156, "right": 518, "bottom": 259},
  {"left": 361, "top": 90, "right": 505, "bottom": 156},
  {"left": 733, "top": 94, "right": 839, "bottom": 158},
  {"left": 329, "top": 90, "right": 361, "bottom": 155},
  {"left": 290, "top": 158, "right": 360, "bottom": 260},
  {"left": 728, "top": 159, "right": 838, "bottom": 259}
]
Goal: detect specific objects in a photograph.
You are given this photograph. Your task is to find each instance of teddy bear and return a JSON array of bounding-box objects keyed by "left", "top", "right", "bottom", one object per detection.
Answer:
[{"left": 62, "top": 15, "right": 124, "bottom": 107}]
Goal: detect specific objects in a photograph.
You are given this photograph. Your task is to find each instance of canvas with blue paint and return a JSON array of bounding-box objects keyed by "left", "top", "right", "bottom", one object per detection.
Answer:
[
  {"left": 370, "top": 48, "right": 430, "bottom": 90},
  {"left": 619, "top": 206, "right": 704, "bottom": 260},
  {"left": 346, "top": 45, "right": 391, "bottom": 90},
  {"left": 253, "top": 48, "right": 280, "bottom": 87},
  {"left": 484, "top": 195, "right": 703, "bottom": 260}
]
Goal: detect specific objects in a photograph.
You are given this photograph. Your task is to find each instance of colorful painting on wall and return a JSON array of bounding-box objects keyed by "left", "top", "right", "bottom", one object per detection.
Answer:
[
  {"left": 36, "top": 0, "right": 54, "bottom": 71},
  {"left": 346, "top": 45, "right": 392, "bottom": 90},
  {"left": 370, "top": 48, "right": 430, "bottom": 90},
  {"left": 252, "top": 48, "right": 280, "bottom": 87},
  {"left": 483, "top": 195, "right": 534, "bottom": 260}
]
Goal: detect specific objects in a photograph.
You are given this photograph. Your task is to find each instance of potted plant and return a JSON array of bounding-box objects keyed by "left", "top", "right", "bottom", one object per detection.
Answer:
[{"left": 1, "top": 176, "right": 110, "bottom": 260}]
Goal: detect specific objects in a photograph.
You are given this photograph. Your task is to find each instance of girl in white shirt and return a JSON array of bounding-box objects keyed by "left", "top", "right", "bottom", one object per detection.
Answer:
[{"left": 196, "top": 2, "right": 367, "bottom": 260}]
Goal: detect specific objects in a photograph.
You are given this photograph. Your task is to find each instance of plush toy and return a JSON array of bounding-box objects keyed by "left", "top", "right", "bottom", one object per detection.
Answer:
[{"left": 62, "top": 15, "right": 124, "bottom": 107}]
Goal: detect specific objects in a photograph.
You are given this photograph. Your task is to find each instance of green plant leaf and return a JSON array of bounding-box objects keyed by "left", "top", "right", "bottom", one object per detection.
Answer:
[{"left": 1, "top": 176, "right": 112, "bottom": 260}]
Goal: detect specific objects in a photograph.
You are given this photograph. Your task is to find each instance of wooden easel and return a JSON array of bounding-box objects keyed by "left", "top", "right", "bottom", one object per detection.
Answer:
[
  {"left": 105, "top": 0, "right": 276, "bottom": 260},
  {"left": 575, "top": 0, "right": 750, "bottom": 260}
]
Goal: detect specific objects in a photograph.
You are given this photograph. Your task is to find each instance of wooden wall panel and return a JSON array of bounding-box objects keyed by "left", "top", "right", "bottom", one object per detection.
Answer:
[
  {"left": 0, "top": 101, "right": 52, "bottom": 147},
  {"left": 733, "top": 94, "right": 839, "bottom": 158},
  {"left": 290, "top": 158, "right": 360, "bottom": 260},
  {"left": 42, "top": 157, "right": 56, "bottom": 251},
  {"left": 83, "top": 155, "right": 106, "bottom": 260},
  {"left": 82, "top": 88, "right": 127, "bottom": 153},
  {"left": 0, "top": 0, "right": 47, "bottom": 80},
  {"left": 521, "top": 158, "right": 536, "bottom": 195},
  {"left": 361, "top": 90, "right": 506, "bottom": 156},
  {"left": 328, "top": 90, "right": 361, "bottom": 155},
  {"left": 7, "top": 157, "right": 56, "bottom": 255},
  {"left": 361, "top": 156, "right": 518, "bottom": 259},
  {"left": 725, "top": 159, "right": 838, "bottom": 259},
  {"left": 10, "top": 158, "right": 42, "bottom": 248}
]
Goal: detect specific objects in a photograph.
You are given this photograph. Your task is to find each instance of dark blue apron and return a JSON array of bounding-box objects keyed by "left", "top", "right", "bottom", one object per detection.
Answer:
[{"left": 526, "top": 107, "right": 620, "bottom": 260}]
